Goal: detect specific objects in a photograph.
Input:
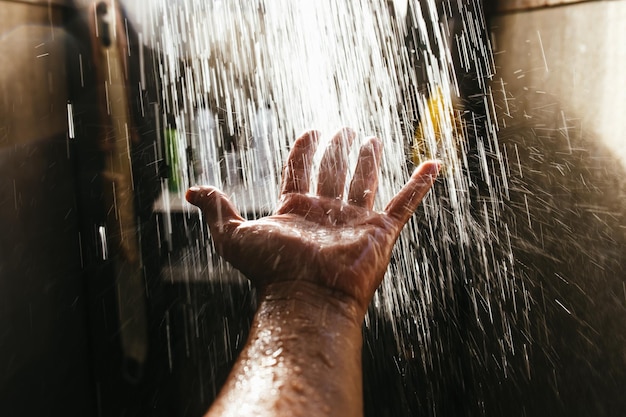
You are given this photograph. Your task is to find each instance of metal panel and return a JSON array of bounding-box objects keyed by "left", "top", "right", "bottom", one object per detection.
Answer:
[
  {"left": 1, "top": 0, "right": 70, "bottom": 7},
  {"left": 494, "top": 0, "right": 593, "bottom": 13},
  {"left": 0, "top": 2, "right": 69, "bottom": 144},
  {"left": 484, "top": 2, "right": 626, "bottom": 415},
  {"left": 491, "top": 0, "right": 626, "bottom": 169},
  {"left": 0, "top": 1, "right": 93, "bottom": 415}
]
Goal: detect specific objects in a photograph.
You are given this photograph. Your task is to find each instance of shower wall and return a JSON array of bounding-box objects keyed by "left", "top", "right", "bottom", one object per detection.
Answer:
[
  {"left": 491, "top": 0, "right": 626, "bottom": 169},
  {"left": 0, "top": 2, "right": 167, "bottom": 415},
  {"left": 0, "top": 1, "right": 92, "bottom": 415},
  {"left": 482, "top": 1, "right": 626, "bottom": 415}
]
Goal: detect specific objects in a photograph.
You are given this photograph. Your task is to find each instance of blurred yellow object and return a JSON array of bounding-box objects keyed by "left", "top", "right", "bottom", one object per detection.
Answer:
[{"left": 412, "top": 87, "right": 455, "bottom": 166}]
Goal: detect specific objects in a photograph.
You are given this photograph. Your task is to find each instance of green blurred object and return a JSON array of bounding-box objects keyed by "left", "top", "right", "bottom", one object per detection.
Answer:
[{"left": 165, "top": 122, "right": 184, "bottom": 193}]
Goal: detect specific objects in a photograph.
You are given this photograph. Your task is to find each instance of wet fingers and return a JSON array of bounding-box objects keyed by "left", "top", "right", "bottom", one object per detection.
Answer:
[
  {"left": 317, "top": 127, "right": 356, "bottom": 199},
  {"left": 347, "top": 137, "right": 383, "bottom": 209},
  {"left": 280, "top": 130, "right": 321, "bottom": 196}
]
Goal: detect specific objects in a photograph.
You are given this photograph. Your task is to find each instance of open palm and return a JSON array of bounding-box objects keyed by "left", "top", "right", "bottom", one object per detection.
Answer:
[{"left": 187, "top": 128, "right": 438, "bottom": 312}]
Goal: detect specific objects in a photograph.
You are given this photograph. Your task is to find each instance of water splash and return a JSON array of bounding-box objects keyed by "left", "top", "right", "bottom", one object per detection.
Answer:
[{"left": 127, "top": 0, "right": 527, "bottom": 412}]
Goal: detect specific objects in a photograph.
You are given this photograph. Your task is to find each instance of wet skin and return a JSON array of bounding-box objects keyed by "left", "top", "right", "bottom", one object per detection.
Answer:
[{"left": 187, "top": 128, "right": 438, "bottom": 417}]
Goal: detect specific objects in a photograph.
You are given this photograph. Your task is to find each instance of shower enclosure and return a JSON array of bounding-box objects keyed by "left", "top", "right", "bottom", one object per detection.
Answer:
[{"left": 0, "top": 0, "right": 624, "bottom": 416}]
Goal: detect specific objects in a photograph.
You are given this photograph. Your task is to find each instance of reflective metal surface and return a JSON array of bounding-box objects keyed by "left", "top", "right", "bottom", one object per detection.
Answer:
[
  {"left": 483, "top": 2, "right": 626, "bottom": 415},
  {"left": 0, "top": 1, "right": 92, "bottom": 415},
  {"left": 2, "top": 0, "right": 69, "bottom": 6}
]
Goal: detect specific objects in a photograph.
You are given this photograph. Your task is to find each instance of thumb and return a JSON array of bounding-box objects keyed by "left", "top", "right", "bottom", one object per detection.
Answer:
[{"left": 186, "top": 186, "right": 244, "bottom": 239}]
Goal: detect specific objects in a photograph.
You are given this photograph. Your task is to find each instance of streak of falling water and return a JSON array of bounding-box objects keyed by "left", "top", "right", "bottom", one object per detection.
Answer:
[{"left": 128, "top": 0, "right": 522, "bottom": 412}]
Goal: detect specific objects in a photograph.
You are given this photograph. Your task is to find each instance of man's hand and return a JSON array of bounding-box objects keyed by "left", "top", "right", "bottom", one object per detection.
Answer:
[
  {"left": 186, "top": 128, "right": 438, "bottom": 316},
  {"left": 188, "top": 128, "right": 438, "bottom": 417}
]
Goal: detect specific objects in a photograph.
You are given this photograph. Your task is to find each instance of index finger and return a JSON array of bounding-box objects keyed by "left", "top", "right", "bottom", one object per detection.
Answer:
[{"left": 384, "top": 161, "right": 439, "bottom": 226}]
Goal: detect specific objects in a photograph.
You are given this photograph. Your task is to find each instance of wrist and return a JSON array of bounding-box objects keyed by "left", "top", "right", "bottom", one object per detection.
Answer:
[
  {"left": 258, "top": 280, "right": 365, "bottom": 328},
  {"left": 210, "top": 280, "right": 365, "bottom": 417}
]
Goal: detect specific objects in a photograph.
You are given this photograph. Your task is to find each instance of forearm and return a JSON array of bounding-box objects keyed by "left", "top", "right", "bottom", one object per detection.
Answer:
[{"left": 206, "top": 281, "right": 365, "bottom": 417}]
